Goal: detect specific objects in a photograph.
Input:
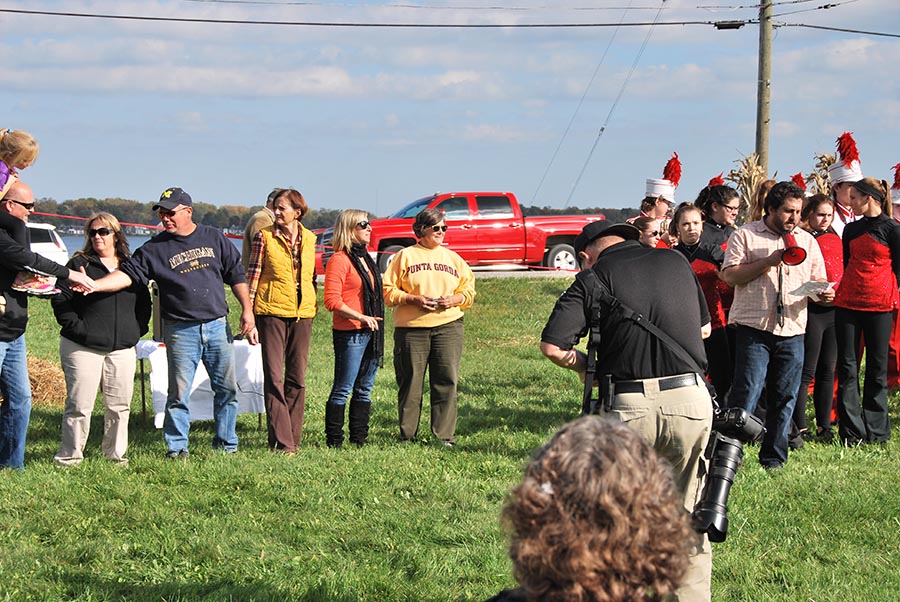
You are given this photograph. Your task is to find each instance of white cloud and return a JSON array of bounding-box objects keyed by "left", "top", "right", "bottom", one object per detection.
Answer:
[{"left": 462, "top": 123, "right": 528, "bottom": 143}]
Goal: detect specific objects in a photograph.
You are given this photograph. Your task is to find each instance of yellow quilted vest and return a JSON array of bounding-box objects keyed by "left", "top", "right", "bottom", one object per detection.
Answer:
[{"left": 252, "top": 224, "right": 317, "bottom": 319}]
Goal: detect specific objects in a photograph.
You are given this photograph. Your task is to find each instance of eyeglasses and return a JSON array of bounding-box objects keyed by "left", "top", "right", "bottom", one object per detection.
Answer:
[
  {"left": 722, "top": 204, "right": 740, "bottom": 213},
  {"left": 157, "top": 207, "right": 188, "bottom": 219},
  {"left": 8, "top": 199, "right": 35, "bottom": 210},
  {"left": 89, "top": 227, "right": 113, "bottom": 237},
  {"left": 356, "top": 220, "right": 371, "bottom": 229},
  {"left": 646, "top": 230, "right": 660, "bottom": 237},
  {"left": 430, "top": 225, "right": 449, "bottom": 233}
]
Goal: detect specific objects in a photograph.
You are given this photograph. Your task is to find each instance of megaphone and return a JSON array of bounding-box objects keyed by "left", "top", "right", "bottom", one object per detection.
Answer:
[{"left": 782, "top": 232, "right": 807, "bottom": 266}]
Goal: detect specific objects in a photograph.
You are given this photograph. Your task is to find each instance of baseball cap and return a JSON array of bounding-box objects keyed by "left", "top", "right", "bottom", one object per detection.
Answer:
[
  {"left": 573, "top": 221, "right": 640, "bottom": 255},
  {"left": 153, "top": 187, "right": 193, "bottom": 212}
]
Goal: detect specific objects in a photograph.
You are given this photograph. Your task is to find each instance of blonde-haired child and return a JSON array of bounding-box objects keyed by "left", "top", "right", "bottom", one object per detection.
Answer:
[{"left": 0, "top": 128, "right": 39, "bottom": 200}]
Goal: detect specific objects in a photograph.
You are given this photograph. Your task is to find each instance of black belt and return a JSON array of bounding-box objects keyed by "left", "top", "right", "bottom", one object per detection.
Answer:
[{"left": 613, "top": 373, "right": 700, "bottom": 394}]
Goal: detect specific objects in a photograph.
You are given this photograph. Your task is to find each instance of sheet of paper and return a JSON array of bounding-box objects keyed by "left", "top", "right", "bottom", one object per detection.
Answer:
[{"left": 789, "top": 281, "right": 834, "bottom": 298}]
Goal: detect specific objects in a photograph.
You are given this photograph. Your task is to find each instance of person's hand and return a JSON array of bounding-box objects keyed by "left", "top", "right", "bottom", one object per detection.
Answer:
[
  {"left": 817, "top": 286, "right": 836, "bottom": 304},
  {"left": 411, "top": 295, "right": 437, "bottom": 311},
  {"left": 359, "top": 315, "right": 383, "bottom": 330},
  {"left": 765, "top": 248, "right": 784, "bottom": 267},
  {"left": 434, "top": 295, "right": 460, "bottom": 309},
  {"left": 240, "top": 310, "right": 258, "bottom": 345},
  {"left": 68, "top": 266, "right": 96, "bottom": 294}
]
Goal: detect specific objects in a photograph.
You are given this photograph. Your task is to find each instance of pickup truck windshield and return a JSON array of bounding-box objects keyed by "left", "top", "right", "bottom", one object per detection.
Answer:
[{"left": 390, "top": 196, "right": 437, "bottom": 219}]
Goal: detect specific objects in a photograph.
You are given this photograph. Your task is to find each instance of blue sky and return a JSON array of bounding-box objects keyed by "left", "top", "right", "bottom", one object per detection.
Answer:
[{"left": 2, "top": 0, "right": 899, "bottom": 216}]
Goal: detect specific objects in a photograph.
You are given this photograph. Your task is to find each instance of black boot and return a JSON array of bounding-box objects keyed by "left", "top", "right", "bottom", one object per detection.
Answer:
[
  {"left": 348, "top": 401, "right": 371, "bottom": 447},
  {"left": 325, "top": 402, "right": 346, "bottom": 448}
]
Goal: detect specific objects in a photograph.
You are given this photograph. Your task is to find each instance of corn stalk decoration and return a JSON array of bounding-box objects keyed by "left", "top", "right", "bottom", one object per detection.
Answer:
[
  {"left": 725, "top": 153, "right": 772, "bottom": 225},
  {"left": 807, "top": 153, "right": 835, "bottom": 196}
]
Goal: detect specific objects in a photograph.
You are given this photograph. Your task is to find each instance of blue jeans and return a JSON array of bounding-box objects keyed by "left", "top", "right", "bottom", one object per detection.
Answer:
[
  {"left": 163, "top": 317, "right": 238, "bottom": 453},
  {"left": 327, "top": 330, "right": 379, "bottom": 406},
  {"left": 0, "top": 335, "right": 32, "bottom": 469},
  {"left": 728, "top": 325, "right": 804, "bottom": 467}
]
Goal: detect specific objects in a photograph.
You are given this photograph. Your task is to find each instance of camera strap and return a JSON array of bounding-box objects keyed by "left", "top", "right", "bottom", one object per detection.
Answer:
[{"left": 581, "top": 270, "right": 711, "bottom": 396}]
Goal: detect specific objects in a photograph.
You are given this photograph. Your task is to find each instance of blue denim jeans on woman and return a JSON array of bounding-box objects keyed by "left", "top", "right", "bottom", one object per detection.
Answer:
[
  {"left": 728, "top": 325, "right": 804, "bottom": 468},
  {"left": 0, "top": 335, "right": 32, "bottom": 469},
  {"left": 163, "top": 317, "right": 238, "bottom": 453},
  {"left": 326, "top": 329, "right": 379, "bottom": 406}
]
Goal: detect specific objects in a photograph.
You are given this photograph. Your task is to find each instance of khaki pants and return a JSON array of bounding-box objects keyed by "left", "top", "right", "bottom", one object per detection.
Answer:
[
  {"left": 55, "top": 337, "right": 136, "bottom": 465},
  {"left": 602, "top": 376, "right": 713, "bottom": 602},
  {"left": 393, "top": 318, "right": 464, "bottom": 443}
]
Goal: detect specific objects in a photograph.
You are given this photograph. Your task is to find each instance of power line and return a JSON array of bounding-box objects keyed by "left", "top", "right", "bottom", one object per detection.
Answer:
[
  {"left": 530, "top": 1, "right": 635, "bottom": 205},
  {"left": 0, "top": 7, "right": 722, "bottom": 27},
  {"left": 777, "top": 22, "right": 900, "bottom": 38},
  {"left": 184, "top": 0, "right": 677, "bottom": 9},
  {"left": 772, "top": 0, "right": 858, "bottom": 18},
  {"left": 698, "top": 0, "right": 818, "bottom": 8},
  {"left": 564, "top": 0, "right": 669, "bottom": 207}
]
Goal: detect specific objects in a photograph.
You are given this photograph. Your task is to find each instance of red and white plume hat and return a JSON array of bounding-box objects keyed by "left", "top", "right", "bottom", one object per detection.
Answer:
[
  {"left": 827, "top": 132, "right": 864, "bottom": 184},
  {"left": 645, "top": 152, "right": 681, "bottom": 203}
]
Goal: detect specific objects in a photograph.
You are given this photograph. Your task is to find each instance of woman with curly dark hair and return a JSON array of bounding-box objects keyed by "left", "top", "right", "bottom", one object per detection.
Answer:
[{"left": 489, "top": 416, "right": 697, "bottom": 602}]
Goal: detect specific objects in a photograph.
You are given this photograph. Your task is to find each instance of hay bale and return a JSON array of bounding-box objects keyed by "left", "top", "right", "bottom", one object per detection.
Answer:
[{"left": 28, "top": 354, "right": 67, "bottom": 407}]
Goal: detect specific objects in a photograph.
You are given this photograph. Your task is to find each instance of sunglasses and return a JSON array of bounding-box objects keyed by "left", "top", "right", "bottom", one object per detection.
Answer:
[
  {"left": 8, "top": 199, "right": 35, "bottom": 210},
  {"left": 430, "top": 225, "right": 449, "bottom": 233},
  {"left": 356, "top": 220, "right": 371, "bottom": 229},
  {"left": 89, "top": 227, "right": 113, "bottom": 237},
  {"left": 646, "top": 230, "right": 660, "bottom": 237},
  {"left": 157, "top": 207, "right": 187, "bottom": 219}
]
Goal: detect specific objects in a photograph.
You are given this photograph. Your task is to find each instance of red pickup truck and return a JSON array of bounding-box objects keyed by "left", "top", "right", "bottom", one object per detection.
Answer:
[{"left": 322, "top": 192, "right": 604, "bottom": 272}]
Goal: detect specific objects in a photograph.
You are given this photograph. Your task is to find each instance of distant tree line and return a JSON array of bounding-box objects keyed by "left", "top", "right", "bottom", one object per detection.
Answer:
[
  {"left": 33, "top": 197, "right": 637, "bottom": 234},
  {"left": 519, "top": 205, "right": 637, "bottom": 223}
]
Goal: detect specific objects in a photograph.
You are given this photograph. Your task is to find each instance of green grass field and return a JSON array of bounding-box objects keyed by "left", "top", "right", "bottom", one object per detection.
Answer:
[{"left": 1, "top": 277, "right": 898, "bottom": 601}]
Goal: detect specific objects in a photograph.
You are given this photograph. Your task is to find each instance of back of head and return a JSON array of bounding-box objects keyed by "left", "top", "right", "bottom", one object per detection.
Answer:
[
  {"left": 0, "top": 129, "right": 39, "bottom": 167},
  {"left": 332, "top": 209, "right": 369, "bottom": 253},
  {"left": 501, "top": 416, "right": 695, "bottom": 602},
  {"left": 267, "top": 187, "right": 285, "bottom": 208}
]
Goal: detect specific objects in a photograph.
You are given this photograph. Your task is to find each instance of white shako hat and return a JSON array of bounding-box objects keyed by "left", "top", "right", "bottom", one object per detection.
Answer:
[
  {"left": 827, "top": 132, "right": 863, "bottom": 185},
  {"left": 645, "top": 152, "right": 681, "bottom": 203}
]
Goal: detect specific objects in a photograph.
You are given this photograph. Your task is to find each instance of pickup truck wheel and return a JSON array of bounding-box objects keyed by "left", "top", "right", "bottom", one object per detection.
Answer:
[
  {"left": 545, "top": 244, "right": 577, "bottom": 271},
  {"left": 378, "top": 245, "right": 406, "bottom": 272}
]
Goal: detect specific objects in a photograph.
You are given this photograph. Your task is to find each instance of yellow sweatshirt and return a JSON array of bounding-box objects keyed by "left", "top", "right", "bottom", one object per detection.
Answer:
[{"left": 383, "top": 243, "right": 476, "bottom": 328}]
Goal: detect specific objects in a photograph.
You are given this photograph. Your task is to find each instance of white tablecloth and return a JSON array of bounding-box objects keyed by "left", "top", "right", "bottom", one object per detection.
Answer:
[{"left": 136, "top": 339, "right": 265, "bottom": 428}]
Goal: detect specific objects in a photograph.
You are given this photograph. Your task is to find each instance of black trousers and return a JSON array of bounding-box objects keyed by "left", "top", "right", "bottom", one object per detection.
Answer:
[
  {"left": 835, "top": 308, "right": 892, "bottom": 444},
  {"left": 704, "top": 327, "right": 732, "bottom": 403},
  {"left": 793, "top": 306, "right": 837, "bottom": 432}
]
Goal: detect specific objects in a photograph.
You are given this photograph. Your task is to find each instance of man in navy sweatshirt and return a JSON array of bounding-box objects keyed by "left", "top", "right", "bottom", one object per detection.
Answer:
[{"left": 88, "top": 187, "right": 257, "bottom": 459}]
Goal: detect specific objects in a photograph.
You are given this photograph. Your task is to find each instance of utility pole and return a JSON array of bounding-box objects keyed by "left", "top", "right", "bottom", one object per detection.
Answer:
[{"left": 756, "top": 1, "right": 773, "bottom": 176}]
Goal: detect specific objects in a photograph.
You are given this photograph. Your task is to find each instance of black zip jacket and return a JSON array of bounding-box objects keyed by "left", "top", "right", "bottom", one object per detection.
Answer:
[
  {"left": 0, "top": 223, "right": 70, "bottom": 342},
  {"left": 52, "top": 253, "right": 151, "bottom": 352}
]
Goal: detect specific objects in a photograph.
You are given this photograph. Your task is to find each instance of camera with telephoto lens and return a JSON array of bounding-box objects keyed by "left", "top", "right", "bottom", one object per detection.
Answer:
[{"left": 691, "top": 407, "right": 765, "bottom": 543}]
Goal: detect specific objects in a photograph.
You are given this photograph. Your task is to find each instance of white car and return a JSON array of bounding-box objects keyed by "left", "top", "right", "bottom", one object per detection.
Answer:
[{"left": 27, "top": 222, "right": 70, "bottom": 266}]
